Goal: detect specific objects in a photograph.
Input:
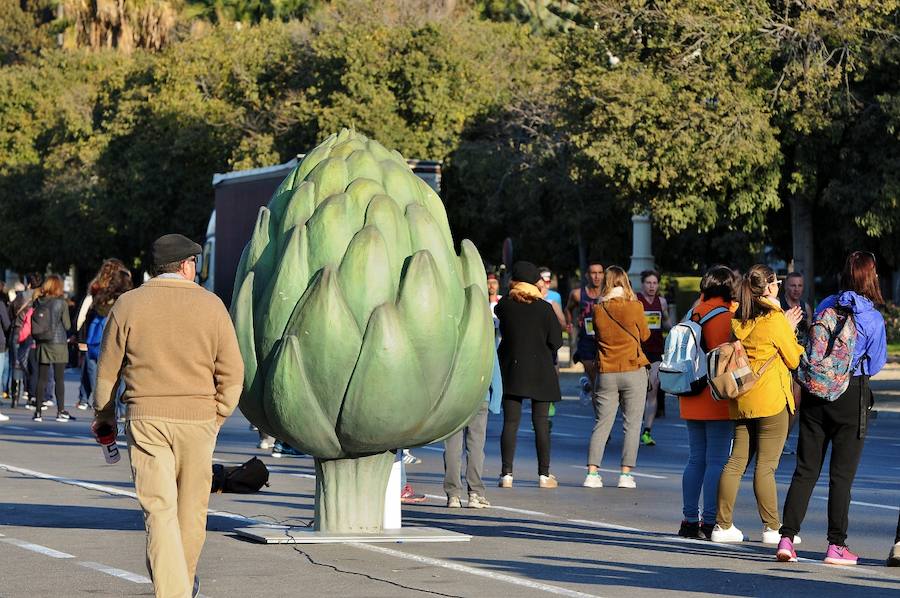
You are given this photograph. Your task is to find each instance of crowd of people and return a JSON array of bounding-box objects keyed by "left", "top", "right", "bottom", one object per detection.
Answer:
[
  {"left": 1, "top": 245, "right": 898, "bottom": 597},
  {"left": 458, "top": 250, "right": 897, "bottom": 568}
]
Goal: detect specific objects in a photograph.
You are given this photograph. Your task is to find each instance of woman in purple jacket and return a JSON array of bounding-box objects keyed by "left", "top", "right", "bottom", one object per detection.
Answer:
[{"left": 776, "top": 251, "right": 887, "bottom": 566}]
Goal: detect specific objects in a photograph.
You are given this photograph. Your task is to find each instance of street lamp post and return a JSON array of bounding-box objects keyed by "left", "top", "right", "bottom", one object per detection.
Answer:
[{"left": 627, "top": 213, "right": 654, "bottom": 290}]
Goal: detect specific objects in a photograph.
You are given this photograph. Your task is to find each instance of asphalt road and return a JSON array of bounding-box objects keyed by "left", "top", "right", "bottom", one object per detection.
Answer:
[{"left": 0, "top": 372, "right": 898, "bottom": 598}]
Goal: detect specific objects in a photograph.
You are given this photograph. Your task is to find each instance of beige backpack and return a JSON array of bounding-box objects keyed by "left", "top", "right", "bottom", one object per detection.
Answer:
[{"left": 707, "top": 340, "right": 776, "bottom": 401}]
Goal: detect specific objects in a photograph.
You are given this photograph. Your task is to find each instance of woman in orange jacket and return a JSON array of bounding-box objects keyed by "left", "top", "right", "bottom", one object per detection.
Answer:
[
  {"left": 678, "top": 266, "right": 737, "bottom": 540},
  {"left": 711, "top": 264, "right": 804, "bottom": 544}
]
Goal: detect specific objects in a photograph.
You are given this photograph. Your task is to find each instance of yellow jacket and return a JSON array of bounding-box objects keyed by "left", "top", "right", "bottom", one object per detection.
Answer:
[{"left": 729, "top": 303, "right": 804, "bottom": 420}]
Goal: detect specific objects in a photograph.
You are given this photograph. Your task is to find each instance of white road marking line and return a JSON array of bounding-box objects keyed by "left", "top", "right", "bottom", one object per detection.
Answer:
[
  {"left": 0, "top": 463, "right": 138, "bottom": 499},
  {"left": 813, "top": 496, "right": 899, "bottom": 511},
  {"left": 35, "top": 430, "right": 67, "bottom": 437},
  {"left": 567, "top": 519, "right": 642, "bottom": 532},
  {"left": 421, "top": 493, "right": 547, "bottom": 516},
  {"left": 5, "top": 426, "right": 27, "bottom": 430},
  {"left": 568, "top": 466, "right": 667, "bottom": 479},
  {"left": 352, "top": 543, "right": 603, "bottom": 598},
  {"left": 419, "top": 446, "right": 444, "bottom": 452},
  {"left": 0, "top": 537, "right": 74, "bottom": 558},
  {"left": 78, "top": 561, "right": 152, "bottom": 583}
]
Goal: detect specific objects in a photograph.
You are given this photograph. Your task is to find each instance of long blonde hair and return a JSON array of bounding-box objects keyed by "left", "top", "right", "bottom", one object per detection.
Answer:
[{"left": 601, "top": 266, "right": 637, "bottom": 301}]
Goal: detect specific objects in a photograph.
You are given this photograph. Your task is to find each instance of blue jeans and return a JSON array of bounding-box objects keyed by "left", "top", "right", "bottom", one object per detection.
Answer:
[
  {"left": 79, "top": 355, "right": 98, "bottom": 404},
  {"left": 682, "top": 419, "right": 734, "bottom": 524},
  {"left": 0, "top": 351, "right": 9, "bottom": 394}
]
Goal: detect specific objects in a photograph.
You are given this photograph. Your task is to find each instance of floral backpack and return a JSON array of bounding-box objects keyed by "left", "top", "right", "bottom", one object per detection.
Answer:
[{"left": 796, "top": 306, "right": 858, "bottom": 401}]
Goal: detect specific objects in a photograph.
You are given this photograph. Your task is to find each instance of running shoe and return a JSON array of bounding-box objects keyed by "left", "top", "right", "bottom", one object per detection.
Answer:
[
  {"left": 258, "top": 439, "right": 271, "bottom": 450},
  {"left": 446, "top": 496, "right": 461, "bottom": 508},
  {"left": 538, "top": 474, "right": 558, "bottom": 489},
  {"left": 56, "top": 411, "right": 75, "bottom": 422},
  {"left": 582, "top": 473, "right": 603, "bottom": 488},
  {"left": 887, "top": 542, "right": 900, "bottom": 567},
  {"left": 617, "top": 473, "right": 636, "bottom": 489},
  {"left": 710, "top": 524, "right": 744, "bottom": 543},
  {"left": 824, "top": 544, "right": 858, "bottom": 565},
  {"left": 763, "top": 527, "right": 801, "bottom": 545},
  {"left": 42, "top": 400, "right": 54, "bottom": 407},
  {"left": 467, "top": 493, "right": 490, "bottom": 508},
  {"left": 498, "top": 474, "right": 513, "bottom": 488},
  {"left": 76, "top": 402, "right": 89, "bottom": 410},
  {"left": 0, "top": 412, "right": 9, "bottom": 422},
  {"left": 640, "top": 430, "right": 656, "bottom": 446},
  {"left": 401, "top": 449, "right": 422, "bottom": 465},
  {"left": 400, "top": 483, "right": 426, "bottom": 504},
  {"left": 32, "top": 413, "right": 42, "bottom": 422},
  {"left": 678, "top": 520, "right": 704, "bottom": 540},
  {"left": 776, "top": 537, "right": 798, "bottom": 562},
  {"left": 579, "top": 376, "right": 591, "bottom": 406}
]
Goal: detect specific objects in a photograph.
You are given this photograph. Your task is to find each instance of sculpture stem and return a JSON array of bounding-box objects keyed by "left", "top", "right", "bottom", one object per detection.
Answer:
[{"left": 314, "top": 451, "right": 395, "bottom": 533}]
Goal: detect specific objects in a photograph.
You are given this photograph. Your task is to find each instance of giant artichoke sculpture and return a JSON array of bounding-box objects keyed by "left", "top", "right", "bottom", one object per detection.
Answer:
[{"left": 230, "top": 129, "right": 494, "bottom": 532}]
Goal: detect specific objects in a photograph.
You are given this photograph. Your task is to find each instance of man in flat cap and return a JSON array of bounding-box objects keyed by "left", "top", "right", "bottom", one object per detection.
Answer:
[{"left": 93, "top": 234, "right": 244, "bottom": 598}]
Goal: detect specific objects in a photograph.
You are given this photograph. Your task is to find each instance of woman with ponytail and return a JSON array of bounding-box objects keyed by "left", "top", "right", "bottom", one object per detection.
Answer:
[{"left": 711, "top": 265, "right": 804, "bottom": 544}]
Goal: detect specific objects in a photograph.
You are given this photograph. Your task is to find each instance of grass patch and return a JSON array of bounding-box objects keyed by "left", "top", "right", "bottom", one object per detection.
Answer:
[{"left": 889, "top": 343, "right": 900, "bottom": 357}]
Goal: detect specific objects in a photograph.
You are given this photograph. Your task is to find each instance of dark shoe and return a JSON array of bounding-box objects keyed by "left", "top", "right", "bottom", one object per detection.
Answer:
[
  {"left": 678, "top": 520, "right": 704, "bottom": 540},
  {"left": 56, "top": 411, "right": 75, "bottom": 422},
  {"left": 700, "top": 522, "right": 715, "bottom": 540},
  {"left": 192, "top": 575, "right": 200, "bottom": 598},
  {"left": 32, "top": 412, "right": 42, "bottom": 422}
]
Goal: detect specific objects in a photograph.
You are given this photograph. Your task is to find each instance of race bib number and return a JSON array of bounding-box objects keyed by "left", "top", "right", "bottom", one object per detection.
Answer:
[
  {"left": 584, "top": 317, "right": 595, "bottom": 337},
  {"left": 645, "top": 311, "right": 662, "bottom": 330}
]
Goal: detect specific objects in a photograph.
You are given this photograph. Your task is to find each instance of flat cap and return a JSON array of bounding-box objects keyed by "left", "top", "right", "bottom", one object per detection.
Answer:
[
  {"left": 151, "top": 234, "right": 202, "bottom": 267},
  {"left": 511, "top": 261, "right": 541, "bottom": 285}
]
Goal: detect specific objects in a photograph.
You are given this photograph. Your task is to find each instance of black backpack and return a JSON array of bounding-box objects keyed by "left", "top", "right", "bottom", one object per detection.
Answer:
[
  {"left": 30, "top": 301, "right": 53, "bottom": 341},
  {"left": 211, "top": 457, "right": 269, "bottom": 494}
]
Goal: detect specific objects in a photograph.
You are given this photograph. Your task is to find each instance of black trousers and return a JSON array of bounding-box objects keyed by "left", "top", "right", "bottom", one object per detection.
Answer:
[
  {"left": 35, "top": 362, "right": 65, "bottom": 416},
  {"left": 500, "top": 395, "right": 551, "bottom": 477},
  {"left": 780, "top": 377, "right": 871, "bottom": 546}
]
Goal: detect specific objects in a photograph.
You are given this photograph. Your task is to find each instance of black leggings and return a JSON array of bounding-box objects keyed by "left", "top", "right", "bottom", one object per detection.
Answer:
[
  {"left": 36, "top": 362, "right": 65, "bottom": 416},
  {"left": 500, "top": 395, "right": 551, "bottom": 477}
]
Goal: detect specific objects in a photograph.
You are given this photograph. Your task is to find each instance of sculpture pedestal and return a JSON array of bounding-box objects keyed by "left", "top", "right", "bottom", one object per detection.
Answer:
[{"left": 235, "top": 526, "right": 471, "bottom": 544}]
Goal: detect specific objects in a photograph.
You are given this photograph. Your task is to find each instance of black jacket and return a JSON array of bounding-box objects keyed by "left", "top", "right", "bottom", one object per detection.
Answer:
[
  {"left": 495, "top": 296, "right": 563, "bottom": 402},
  {"left": 35, "top": 297, "right": 71, "bottom": 344},
  {"left": 0, "top": 302, "right": 10, "bottom": 351}
]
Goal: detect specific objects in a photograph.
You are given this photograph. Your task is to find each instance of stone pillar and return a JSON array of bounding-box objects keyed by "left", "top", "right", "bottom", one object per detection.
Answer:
[{"left": 628, "top": 213, "right": 654, "bottom": 290}]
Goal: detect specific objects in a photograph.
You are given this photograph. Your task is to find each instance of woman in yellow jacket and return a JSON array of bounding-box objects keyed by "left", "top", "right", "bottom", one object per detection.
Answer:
[{"left": 711, "top": 264, "right": 804, "bottom": 544}]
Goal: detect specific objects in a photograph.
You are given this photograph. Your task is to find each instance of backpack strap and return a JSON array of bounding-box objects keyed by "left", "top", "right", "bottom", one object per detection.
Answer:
[{"left": 697, "top": 306, "right": 729, "bottom": 326}]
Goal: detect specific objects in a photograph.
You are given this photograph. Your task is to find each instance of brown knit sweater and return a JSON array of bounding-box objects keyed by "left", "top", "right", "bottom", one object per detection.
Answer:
[{"left": 94, "top": 277, "right": 244, "bottom": 425}]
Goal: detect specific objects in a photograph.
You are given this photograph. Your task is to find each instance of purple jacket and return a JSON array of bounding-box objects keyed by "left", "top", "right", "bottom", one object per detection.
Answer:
[{"left": 816, "top": 291, "right": 887, "bottom": 377}]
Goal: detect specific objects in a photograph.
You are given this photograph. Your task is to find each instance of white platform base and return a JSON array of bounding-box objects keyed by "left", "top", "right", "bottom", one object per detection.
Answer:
[{"left": 235, "top": 525, "right": 471, "bottom": 544}]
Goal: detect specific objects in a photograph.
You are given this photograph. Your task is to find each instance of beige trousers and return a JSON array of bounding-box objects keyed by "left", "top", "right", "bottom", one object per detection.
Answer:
[{"left": 127, "top": 419, "right": 218, "bottom": 598}]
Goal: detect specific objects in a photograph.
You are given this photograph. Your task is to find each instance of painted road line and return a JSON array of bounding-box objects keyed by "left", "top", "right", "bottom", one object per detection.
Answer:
[
  {"left": 568, "top": 465, "right": 667, "bottom": 480},
  {"left": 0, "top": 463, "right": 138, "bottom": 499},
  {"left": 567, "top": 519, "right": 642, "bottom": 533},
  {"left": 0, "top": 537, "right": 74, "bottom": 558},
  {"left": 352, "top": 543, "right": 603, "bottom": 598},
  {"left": 4, "top": 426, "right": 27, "bottom": 431},
  {"left": 420, "top": 446, "right": 444, "bottom": 452},
  {"left": 421, "top": 493, "right": 548, "bottom": 516},
  {"left": 78, "top": 561, "right": 152, "bottom": 583},
  {"left": 814, "top": 496, "right": 899, "bottom": 511}
]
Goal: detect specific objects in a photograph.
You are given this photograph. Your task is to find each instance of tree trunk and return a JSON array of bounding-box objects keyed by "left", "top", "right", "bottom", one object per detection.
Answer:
[
  {"left": 790, "top": 196, "right": 815, "bottom": 301},
  {"left": 314, "top": 451, "right": 394, "bottom": 533}
]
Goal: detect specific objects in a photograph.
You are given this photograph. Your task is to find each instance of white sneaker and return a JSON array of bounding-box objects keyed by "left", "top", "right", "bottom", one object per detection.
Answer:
[
  {"left": 617, "top": 474, "right": 636, "bottom": 489},
  {"left": 447, "top": 496, "right": 461, "bottom": 508},
  {"left": 75, "top": 402, "right": 89, "bottom": 411},
  {"left": 711, "top": 524, "right": 744, "bottom": 543},
  {"left": 498, "top": 474, "right": 513, "bottom": 488},
  {"left": 763, "top": 526, "right": 801, "bottom": 545},
  {"left": 0, "top": 412, "right": 9, "bottom": 422},
  {"left": 258, "top": 440, "right": 271, "bottom": 450},
  {"left": 583, "top": 473, "right": 603, "bottom": 488},
  {"left": 467, "top": 493, "right": 490, "bottom": 508},
  {"left": 401, "top": 449, "right": 422, "bottom": 465}
]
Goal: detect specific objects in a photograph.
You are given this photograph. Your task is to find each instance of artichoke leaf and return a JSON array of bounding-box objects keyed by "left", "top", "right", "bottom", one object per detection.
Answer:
[
  {"left": 284, "top": 268, "right": 363, "bottom": 426},
  {"left": 338, "top": 227, "right": 396, "bottom": 332},
  {"left": 364, "top": 195, "right": 411, "bottom": 290},
  {"left": 295, "top": 133, "right": 337, "bottom": 182},
  {"left": 338, "top": 303, "right": 432, "bottom": 454},
  {"left": 308, "top": 157, "right": 349, "bottom": 206},
  {"left": 328, "top": 138, "right": 367, "bottom": 160},
  {"left": 247, "top": 207, "right": 276, "bottom": 303},
  {"left": 405, "top": 285, "right": 493, "bottom": 448},
  {"left": 273, "top": 165, "right": 299, "bottom": 198},
  {"left": 414, "top": 177, "right": 454, "bottom": 251},
  {"left": 229, "top": 243, "right": 251, "bottom": 310},
  {"left": 397, "top": 250, "right": 457, "bottom": 400},
  {"left": 279, "top": 181, "right": 316, "bottom": 248},
  {"left": 458, "top": 239, "right": 489, "bottom": 299},
  {"left": 266, "top": 335, "right": 344, "bottom": 459},
  {"left": 406, "top": 204, "right": 464, "bottom": 322},
  {"left": 257, "top": 226, "right": 310, "bottom": 361},
  {"left": 234, "top": 272, "right": 274, "bottom": 435},
  {"left": 345, "top": 149, "right": 383, "bottom": 182},
  {"left": 380, "top": 160, "right": 419, "bottom": 210},
  {"left": 306, "top": 194, "right": 356, "bottom": 276}
]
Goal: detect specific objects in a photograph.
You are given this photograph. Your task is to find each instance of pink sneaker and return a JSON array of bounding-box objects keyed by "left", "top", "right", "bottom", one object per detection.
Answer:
[
  {"left": 776, "top": 537, "right": 797, "bottom": 562},
  {"left": 824, "top": 544, "right": 858, "bottom": 565}
]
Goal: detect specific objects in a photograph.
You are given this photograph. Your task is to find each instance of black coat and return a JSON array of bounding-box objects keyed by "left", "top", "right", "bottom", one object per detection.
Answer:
[{"left": 495, "top": 296, "right": 563, "bottom": 402}]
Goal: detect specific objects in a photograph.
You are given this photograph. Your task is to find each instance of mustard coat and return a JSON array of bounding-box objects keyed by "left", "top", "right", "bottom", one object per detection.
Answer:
[{"left": 729, "top": 303, "right": 804, "bottom": 420}]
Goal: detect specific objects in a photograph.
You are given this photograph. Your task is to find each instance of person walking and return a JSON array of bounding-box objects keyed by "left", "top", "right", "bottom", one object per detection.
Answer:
[
  {"left": 32, "top": 275, "right": 73, "bottom": 423},
  {"left": 889, "top": 510, "right": 900, "bottom": 567},
  {"left": 582, "top": 266, "right": 651, "bottom": 490},
  {"left": 75, "top": 259, "right": 129, "bottom": 410},
  {"left": 92, "top": 234, "right": 243, "bottom": 598},
  {"left": 711, "top": 264, "right": 804, "bottom": 544},
  {"left": 677, "top": 266, "right": 736, "bottom": 539},
  {"left": 0, "top": 289, "right": 10, "bottom": 421},
  {"left": 776, "top": 251, "right": 887, "bottom": 565},
  {"left": 566, "top": 261, "right": 605, "bottom": 406},
  {"left": 637, "top": 270, "right": 671, "bottom": 446},
  {"left": 496, "top": 261, "right": 563, "bottom": 489}
]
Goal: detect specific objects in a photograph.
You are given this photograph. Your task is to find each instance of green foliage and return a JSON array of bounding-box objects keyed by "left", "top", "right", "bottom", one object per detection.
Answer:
[{"left": 881, "top": 303, "right": 900, "bottom": 345}]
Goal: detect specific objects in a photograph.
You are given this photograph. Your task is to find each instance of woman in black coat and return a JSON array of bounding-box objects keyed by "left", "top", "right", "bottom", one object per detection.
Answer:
[
  {"left": 495, "top": 261, "right": 563, "bottom": 489},
  {"left": 32, "top": 275, "right": 72, "bottom": 423}
]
